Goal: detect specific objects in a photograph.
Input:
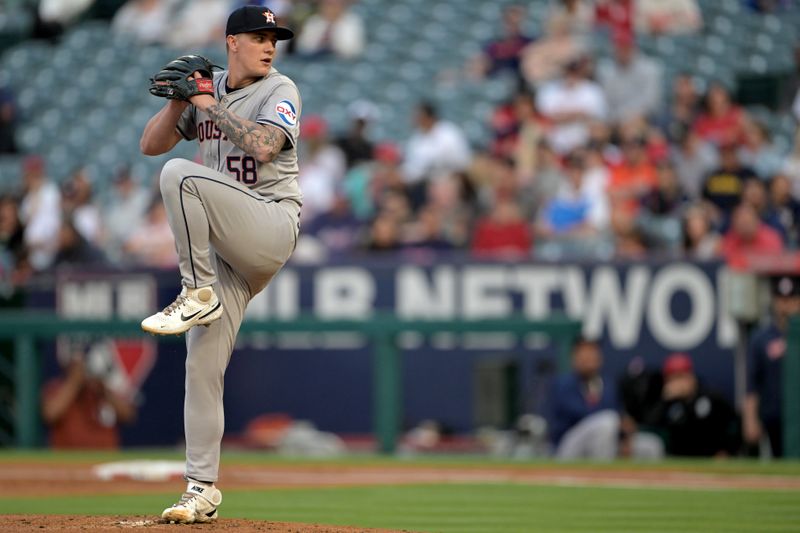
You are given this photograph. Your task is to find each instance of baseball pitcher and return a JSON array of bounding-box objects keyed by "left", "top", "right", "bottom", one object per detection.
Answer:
[{"left": 139, "top": 5, "right": 300, "bottom": 524}]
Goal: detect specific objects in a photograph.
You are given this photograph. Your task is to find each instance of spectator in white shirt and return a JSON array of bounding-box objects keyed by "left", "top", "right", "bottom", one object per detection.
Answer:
[
  {"left": 102, "top": 168, "right": 151, "bottom": 264},
  {"left": 403, "top": 102, "right": 472, "bottom": 208},
  {"left": 536, "top": 58, "right": 607, "bottom": 154},
  {"left": 19, "top": 156, "right": 61, "bottom": 271},
  {"left": 166, "top": 0, "right": 233, "bottom": 49},
  {"left": 297, "top": 115, "right": 347, "bottom": 222},
  {"left": 38, "top": 0, "right": 94, "bottom": 27},
  {"left": 793, "top": 88, "right": 800, "bottom": 122},
  {"left": 537, "top": 149, "right": 609, "bottom": 240},
  {"left": 738, "top": 119, "right": 785, "bottom": 181},
  {"left": 296, "top": 0, "right": 365, "bottom": 59},
  {"left": 635, "top": 0, "right": 702, "bottom": 36},
  {"left": 111, "top": 0, "right": 174, "bottom": 45},
  {"left": 671, "top": 128, "right": 718, "bottom": 200},
  {"left": 61, "top": 167, "right": 102, "bottom": 248},
  {"left": 780, "top": 130, "right": 800, "bottom": 199},
  {"left": 597, "top": 33, "right": 663, "bottom": 124}
]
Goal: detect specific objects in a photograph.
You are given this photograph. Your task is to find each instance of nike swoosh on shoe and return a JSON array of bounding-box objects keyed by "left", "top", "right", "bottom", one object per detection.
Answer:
[{"left": 181, "top": 309, "right": 204, "bottom": 321}]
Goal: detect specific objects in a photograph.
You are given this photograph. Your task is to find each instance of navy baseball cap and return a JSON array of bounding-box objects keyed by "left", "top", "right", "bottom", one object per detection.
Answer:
[{"left": 226, "top": 6, "right": 294, "bottom": 40}]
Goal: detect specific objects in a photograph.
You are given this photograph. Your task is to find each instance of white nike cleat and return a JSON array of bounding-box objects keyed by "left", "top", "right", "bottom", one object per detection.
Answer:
[
  {"left": 141, "top": 286, "right": 223, "bottom": 336},
  {"left": 161, "top": 480, "right": 222, "bottom": 524}
]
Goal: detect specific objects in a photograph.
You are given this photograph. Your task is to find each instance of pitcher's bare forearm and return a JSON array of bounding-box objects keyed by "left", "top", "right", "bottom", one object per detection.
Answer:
[
  {"left": 205, "top": 103, "right": 285, "bottom": 163},
  {"left": 141, "top": 100, "right": 188, "bottom": 155}
]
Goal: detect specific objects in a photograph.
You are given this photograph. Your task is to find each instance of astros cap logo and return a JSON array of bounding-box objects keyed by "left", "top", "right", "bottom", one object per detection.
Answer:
[{"left": 263, "top": 10, "right": 275, "bottom": 23}]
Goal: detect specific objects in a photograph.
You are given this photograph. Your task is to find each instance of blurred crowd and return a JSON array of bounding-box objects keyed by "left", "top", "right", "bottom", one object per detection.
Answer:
[
  {"left": 2, "top": 0, "right": 800, "bottom": 290},
  {"left": 109, "top": 0, "right": 365, "bottom": 58},
  {"left": 15, "top": 0, "right": 366, "bottom": 58},
  {"left": 292, "top": 0, "right": 800, "bottom": 265}
]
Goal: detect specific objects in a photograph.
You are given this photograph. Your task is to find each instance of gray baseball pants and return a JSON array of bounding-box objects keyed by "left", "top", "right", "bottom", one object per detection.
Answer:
[{"left": 159, "top": 158, "right": 298, "bottom": 482}]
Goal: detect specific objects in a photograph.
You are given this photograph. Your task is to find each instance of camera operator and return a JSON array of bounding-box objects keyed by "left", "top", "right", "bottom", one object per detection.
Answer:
[{"left": 41, "top": 342, "right": 136, "bottom": 449}]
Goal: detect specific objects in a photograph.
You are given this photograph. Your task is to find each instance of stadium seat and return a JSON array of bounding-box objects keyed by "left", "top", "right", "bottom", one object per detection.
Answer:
[
  {"left": 719, "top": 0, "right": 744, "bottom": 15},
  {"left": 710, "top": 15, "right": 734, "bottom": 36},
  {"left": 0, "top": 155, "right": 23, "bottom": 190}
]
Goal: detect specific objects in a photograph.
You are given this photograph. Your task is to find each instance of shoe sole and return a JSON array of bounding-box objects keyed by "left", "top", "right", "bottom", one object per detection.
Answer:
[
  {"left": 161, "top": 508, "right": 217, "bottom": 524},
  {"left": 141, "top": 304, "right": 224, "bottom": 336},
  {"left": 161, "top": 509, "right": 194, "bottom": 524}
]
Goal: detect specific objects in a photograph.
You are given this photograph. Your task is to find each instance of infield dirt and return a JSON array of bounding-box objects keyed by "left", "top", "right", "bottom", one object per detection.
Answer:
[
  {"left": 1, "top": 462, "right": 799, "bottom": 496},
  {"left": 0, "top": 515, "right": 407, "bottom": 531}
]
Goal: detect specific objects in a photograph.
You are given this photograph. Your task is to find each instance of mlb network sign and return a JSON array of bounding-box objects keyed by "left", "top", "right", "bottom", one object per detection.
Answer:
[{"left": 246, "top": 260, "right": 736, "bottom": 352}]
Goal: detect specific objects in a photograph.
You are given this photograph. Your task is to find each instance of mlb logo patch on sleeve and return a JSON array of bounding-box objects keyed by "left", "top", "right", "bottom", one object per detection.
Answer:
[{"left": 276, "top": 100, "right": 297, "bottom": 126}]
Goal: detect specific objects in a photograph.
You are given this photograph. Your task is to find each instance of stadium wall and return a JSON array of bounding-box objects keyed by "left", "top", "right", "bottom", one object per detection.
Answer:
[{"left": 28, "top": 258, "right": 735, "bottom": 445}]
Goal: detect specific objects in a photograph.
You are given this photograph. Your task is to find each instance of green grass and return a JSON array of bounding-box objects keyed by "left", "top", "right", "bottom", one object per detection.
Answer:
[{"left": 1, "top": 484, "right": 799, "bottom": 532}]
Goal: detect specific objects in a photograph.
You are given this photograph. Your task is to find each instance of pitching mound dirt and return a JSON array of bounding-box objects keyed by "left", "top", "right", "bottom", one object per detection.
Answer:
[{"left": 0, "top": 515, "right": 409, "bottom": 532}]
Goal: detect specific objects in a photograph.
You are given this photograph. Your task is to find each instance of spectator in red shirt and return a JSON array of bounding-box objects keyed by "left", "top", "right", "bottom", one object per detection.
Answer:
[
  {"left": 471, "top": 199, "right": 532, "bottom": 258},
  {"left": 594, "top": 0, "right": 634, "bottom": 40},
  {"left": 692, "top": 82, "right": 747, "bottom": 148},
  {"left": 740, "top": 179, "right": 786, "bottom": 242},
  {"left": 721, "top": 203, "right": 784, "bottom": 268}
]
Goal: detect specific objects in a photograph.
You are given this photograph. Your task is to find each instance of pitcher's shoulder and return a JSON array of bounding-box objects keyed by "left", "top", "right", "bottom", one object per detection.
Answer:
[{"left": 266, "top": 68, "right": 299, "bottom": 90}]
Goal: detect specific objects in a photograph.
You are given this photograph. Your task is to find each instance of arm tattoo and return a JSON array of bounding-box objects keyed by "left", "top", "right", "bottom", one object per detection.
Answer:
[{"left": 206, "top": 103, "right": 285, "bottom": 162}]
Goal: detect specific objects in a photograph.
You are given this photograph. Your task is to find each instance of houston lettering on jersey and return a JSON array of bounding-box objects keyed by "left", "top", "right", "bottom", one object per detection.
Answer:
[{"left": 197, "top": 120, "right": 229, "bottom": 143}]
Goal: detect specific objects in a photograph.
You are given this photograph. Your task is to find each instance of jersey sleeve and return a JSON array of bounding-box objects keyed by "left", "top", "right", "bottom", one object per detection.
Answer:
[
  {"left": 175, "top": 104, "right": 197, "bottom": 141},
  {"left": 256, "top": 83, "right": 301, "bottom": 149}
]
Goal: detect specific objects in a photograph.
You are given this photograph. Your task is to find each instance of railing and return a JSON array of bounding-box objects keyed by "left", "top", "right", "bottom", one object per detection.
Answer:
[
  {"left": 0, "top": 312, "right": 581, "bottom": 453},
  {"left": 785, "top": 317, "right": 800, "bottom": 458}
]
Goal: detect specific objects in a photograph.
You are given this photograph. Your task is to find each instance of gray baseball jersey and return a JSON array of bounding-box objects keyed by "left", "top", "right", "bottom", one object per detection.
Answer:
[{"left": 175, "top": 67, "right": 303, "bottom": 207}]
